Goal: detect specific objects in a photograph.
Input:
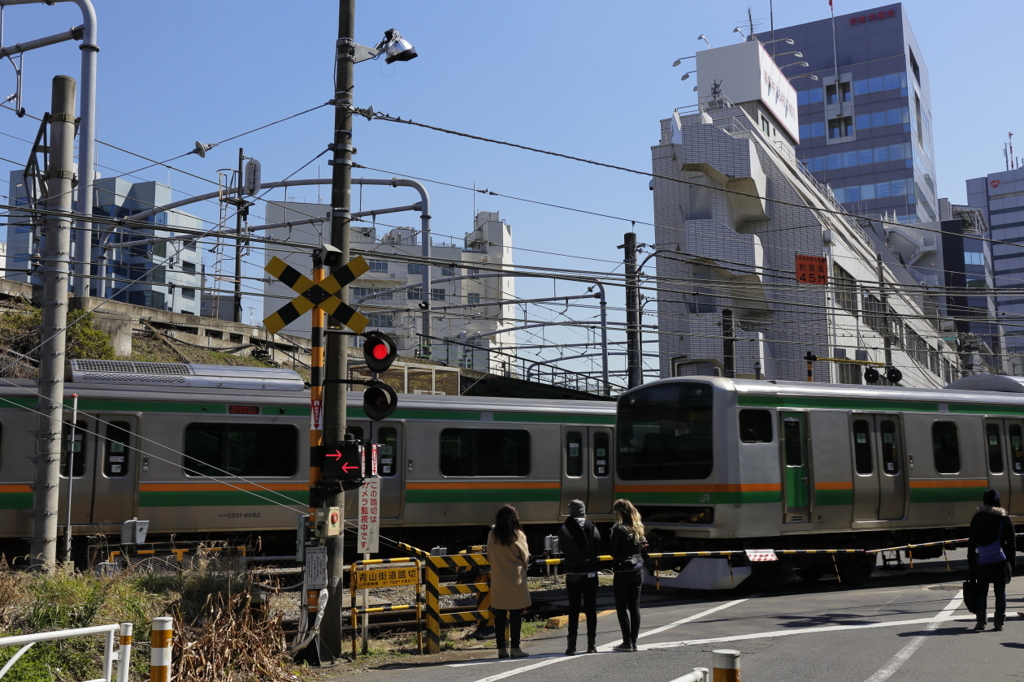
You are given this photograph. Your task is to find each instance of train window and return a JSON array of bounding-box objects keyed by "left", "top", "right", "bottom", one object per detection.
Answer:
[
  {"left": 987, "top": 424, "right": 1005, "bottom": 474},
  {"left": 1010, "top": 424, "right": 1024, "bottom": 473},
  {"left": 61, "top": 420, "right": 87, "bottom": 478},
  {"left": 377, "top": 427, "right": 398, "bottom": 477},
  {"left": 931, "top": 422, "right": 961, "bottom": 474},
  {"left": 880, "top": 420, "right": 900, "bottom": 475},
  {"left": 183, "top": 423, "right": 299, "bottom": 477},
  {"left": 103, "top": 421, "right": 132, "bottom": 478},
  {"left": 347, "top": 426, "right": 364, "bottom": 440},
  {"left": 783, "top": 420, "right": 804, "bottom": 467},
  {"left": 439, "top": 429, "right": 530, "bottom": 477},
  {"left": 593, "top": 432, "right": 610, "bottom": 477},
  {"left": 739, "top": 410, "right": 772, "bottom": 443},
  {"left": 852, "top": 420, "right": 872, "bottom": 474},
  {"left": 617, "top": 382, "right": 713, "bottom": 480},
  {"left": 566, "top": 431, "right": 584, "bottom": 478}
]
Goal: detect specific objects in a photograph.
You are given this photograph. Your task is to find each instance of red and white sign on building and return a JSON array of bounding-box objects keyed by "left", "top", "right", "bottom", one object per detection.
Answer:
[
  {"left": 795, "top": 255, "right": 829, "bottom": 286},
  {"left": 310, "top": 398, "right": 322, "bottom": 431},
  {"left": 358, "top": 476, "right": 381, "bottom": 554}
]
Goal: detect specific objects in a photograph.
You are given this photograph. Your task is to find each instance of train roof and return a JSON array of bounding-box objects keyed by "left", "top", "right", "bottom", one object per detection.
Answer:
[{"left": 625, "top": 375, "right": 1024, "bottom": 410}]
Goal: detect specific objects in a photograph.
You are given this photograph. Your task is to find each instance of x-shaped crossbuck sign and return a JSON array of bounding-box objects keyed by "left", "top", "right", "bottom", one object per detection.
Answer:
[{"left": 263, "top": 255, "right": 370, "bottom": 335}]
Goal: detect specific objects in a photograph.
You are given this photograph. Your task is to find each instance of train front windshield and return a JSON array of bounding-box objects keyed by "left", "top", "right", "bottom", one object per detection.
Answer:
[{"left": 617, "top": 382, "right": 713, "bottom": 480}]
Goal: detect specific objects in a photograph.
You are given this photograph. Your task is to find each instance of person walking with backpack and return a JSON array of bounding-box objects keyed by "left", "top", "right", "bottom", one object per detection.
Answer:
[
  {"left": 967, "top": 488, "right": 1016, "bottom": 631},
  {"left": 609, "top": 498, "right": 646, "bottom": 652},
  {"left": 558, "top": 499, "right": 602, "bottom": 655},
  {"left": 487, "top": 504, "right": 532, "bottom": 658}
]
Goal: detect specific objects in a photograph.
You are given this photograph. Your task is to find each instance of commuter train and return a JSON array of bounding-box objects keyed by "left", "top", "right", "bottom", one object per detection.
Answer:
[
  {"left": 617, "top": 374, "right": 1024, "bottom": 586},
  {"left": 3, "top": 361, "right": 1021, "bottom": 588},
  {"left": 0, "top": 361, "right": 617, "bottom": 562}
]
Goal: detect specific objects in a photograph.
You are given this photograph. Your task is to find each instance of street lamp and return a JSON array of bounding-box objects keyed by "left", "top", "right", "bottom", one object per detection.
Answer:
[
  {"left": 698, "top": 34, "right": 712, "bottom": 49},
  {"left": 774, "top": 50, "right": 803, "bottom": 59},
  {"left": 733, "top": 26, "right": 746, "bottom": 41},
  {"left": 763, "top": 37, "right": 795, "bottom": 46},
  {"left": 672, "top": 55, "right": 696, "bottom": 67},
  {"left": 679, "top": 70, "right": 696, "bottom": 81},
  {"left": 789, "top": 73, "right": 819, "bottom": 81},
  {"left": 780, "top": 61, "right": 810, "bottom": 69}
]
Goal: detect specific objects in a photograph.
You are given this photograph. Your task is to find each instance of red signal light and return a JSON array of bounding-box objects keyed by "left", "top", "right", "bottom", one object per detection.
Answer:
[
  {"left": 371, "top": 343, "right": 389, "bottom": 361},
  {"left": 362, "top": 331, "right": 398, "bottom": 374}
]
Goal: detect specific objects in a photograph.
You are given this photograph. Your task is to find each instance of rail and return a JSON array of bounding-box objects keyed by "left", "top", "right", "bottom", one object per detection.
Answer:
[{"left": 0, "top": 622, "right": 132, "bottom": 682}]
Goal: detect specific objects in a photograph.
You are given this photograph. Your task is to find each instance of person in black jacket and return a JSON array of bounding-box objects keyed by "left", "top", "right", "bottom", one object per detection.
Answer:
[
  {"left": 967, "top": 488, "right": 1016, "bottom": 631},
  {"left": 558, "top": 499, "right": 602, "bottom": 656},
  {"left": 609, "top": 498, "right": 646, "bottom": 652}
]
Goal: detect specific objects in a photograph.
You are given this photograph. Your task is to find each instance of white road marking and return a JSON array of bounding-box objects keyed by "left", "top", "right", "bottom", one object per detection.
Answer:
[
  {"left": 466, "top": 599, "right": 749, "bottom": 682},
  {"left": 863, "top": 591, "right": 963, "bottom": 682}
]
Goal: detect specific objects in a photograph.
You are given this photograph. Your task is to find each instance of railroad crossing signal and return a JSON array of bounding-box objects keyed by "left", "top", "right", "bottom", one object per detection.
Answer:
[
  {"left": 263, "top": 255, "right": 371, "bottom": 335},
  {"left": 362, "top": 332, "right": 399, "bottom": 420}
]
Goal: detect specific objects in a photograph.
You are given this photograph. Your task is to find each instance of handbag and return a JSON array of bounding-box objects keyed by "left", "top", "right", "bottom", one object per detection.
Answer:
[
  {"left": 963, "top": 578, "right": 977, "bottom": 614},
  {"left": 977, "top": 518, "right": 1007, "bottom": 565}
]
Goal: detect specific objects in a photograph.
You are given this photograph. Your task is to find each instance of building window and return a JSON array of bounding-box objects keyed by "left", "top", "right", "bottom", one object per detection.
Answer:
[
  {"left": 152, "top": 241, "right": 167, "bottom": 258},
  {"left": 828, "top": 116, "right": 853, "bottom": 139},
  {"left": 826, "top": 83, "right": 838, "bottom": 104},
  {"left": 408, "top": 263, "right": 425, "bottom": 275},
  {"left": 407, "top": 287, "right": 424, "bottom": 301},
  {"left": 367, "top": 259, "right": 388, "bottom": 273},
  {"left": 366, "top": 313, "right": 393, "bottom": 327},
  {"left": 833, "top": 264, "right": 858, "bottom": 316},
  {"left": 761, "top": 116, "right": 770, "bottom": 135},
  {"left": 147, "top": 267, "right": 166, "bottom": 284},
  {"left": 465, "top": 267, "right": 480, "bottom": 276},
  {"left": 352, "top": 287, "right": 393, "bottom": 301},
  {"left": 181, "top": 288, "right": 196, "bottom": 300},
  {"left": 838, "top": 362, "right": 862, "bottom": 385},
  {"left": 439, "top": 428, "right": 530, "bottom": 477},
  {"left": 441, "top": 266, "right": 455, "bottom": 276},
  {"left": 183, "top": 239, "right": 197, "bottom": 251},
  {"left": 431, "top": 288, "right": 446, "bottom": 301},
  {"left": 182, "top": 262, "right": 196, "bottom": 274},
  {"left": 467, "top": 293, "right": 481, "bottom": 305}
]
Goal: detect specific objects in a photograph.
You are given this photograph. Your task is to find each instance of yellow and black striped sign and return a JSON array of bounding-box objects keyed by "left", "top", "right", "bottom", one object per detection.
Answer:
[{"left": 263, "top": 256, "right": 370, "bottom": 335}]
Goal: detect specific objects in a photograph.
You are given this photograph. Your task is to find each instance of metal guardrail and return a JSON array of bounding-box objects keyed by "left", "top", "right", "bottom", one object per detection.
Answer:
[{"left": 0, "top": 622, "right": 132, "bottom": 682}]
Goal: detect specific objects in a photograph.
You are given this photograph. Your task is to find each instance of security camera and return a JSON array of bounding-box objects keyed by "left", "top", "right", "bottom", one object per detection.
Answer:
[{"left": 317, "top": 244, "right": 344, "bottom": 268}]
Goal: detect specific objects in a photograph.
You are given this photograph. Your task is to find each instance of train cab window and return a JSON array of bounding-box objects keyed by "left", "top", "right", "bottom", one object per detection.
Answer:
[
  {"left": 593, "top": 432, "right": 610, "bottom": 477},
  {"left": 1010, "top": 424, "right": 1024, "bottom": 473},
  {"left": 617, "top": 382, "right": 713, "bottom": 480},
  {"left": 566, "top": 431, "right": 584, "bottom": 477},
  {"left": 852, "top": 420, "right": 872, "bottom": 474},
  {"left": 880, "top": 420, "right": 900, "bottom": 475},
  {"left": 987, "top": 424, "right": 1005, "bottom": 474},
  {"left": 183, "top": 423, "right": 299, "bottom": 477},
  {"left": 739, "top": 410, "right": 772, "bottom": 443},
  {"left": 931, "top": 422, "right": 961, "bottom": 474},
  {"left": 103, "top": 421, "right": 132, "bottom": 478},
  {"left": 376, "top": 427, "right": 398, "bottom": 477},
  {"left": 439, "top": 429, "right": 530, "bottom": 477},
  {"left": 61, "top": 420, "right": 87, "bottom": 478}
]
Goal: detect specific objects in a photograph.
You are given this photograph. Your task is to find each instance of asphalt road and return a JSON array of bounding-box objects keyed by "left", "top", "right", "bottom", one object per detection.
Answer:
[{"left": 330, "top": 549, "right": 1024, "bottom": 681}]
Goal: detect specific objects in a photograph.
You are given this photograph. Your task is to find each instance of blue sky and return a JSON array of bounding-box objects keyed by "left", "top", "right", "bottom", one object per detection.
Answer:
[{"left": 2, "top": 0, "right": 1021, "bottom": 382}]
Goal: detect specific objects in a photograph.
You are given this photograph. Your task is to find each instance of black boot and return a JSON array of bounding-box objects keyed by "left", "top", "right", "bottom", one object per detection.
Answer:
[
  {"left": 586, "top": 635, "right": 597, "bottom": 654},
  {"left": 995, "top": 615, "right": 1005, "bottom": 631},
  {"left": 565, "top": 635, "right": 576, "bottom": 656}
]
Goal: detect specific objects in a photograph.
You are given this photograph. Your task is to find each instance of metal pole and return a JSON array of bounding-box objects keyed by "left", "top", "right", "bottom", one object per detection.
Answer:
[
  {"left": 322, "top": 0, "right": 354, "bottom": 657},
  {"left": 620, "top": 232, "right": 641, "bottom": 388},
  {"left": 31, "top": 75, "right": 76, "bottom": 569},
  {"left": 62, "top": 393, "right": 78, "bottom": 564},
  {"left": 722, "top": 309, "right": 735, "bottom": 378},
  {"left": 877, "top": 254, "right": 893, "bottom": 378},
  {"left": 233, "top": 148, "right": 244, "bottom": 323}
]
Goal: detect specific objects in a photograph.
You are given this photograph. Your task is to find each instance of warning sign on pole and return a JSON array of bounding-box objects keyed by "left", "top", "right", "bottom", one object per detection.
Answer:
[
  {"left": 358, "top": 476, "right": 381, "bottom": 554},
  {"left": 305, "top": 545, "right": 328, "bottom": 589},
  {"left": 795, "top": 255, "right": 829, "bottom": 285}
]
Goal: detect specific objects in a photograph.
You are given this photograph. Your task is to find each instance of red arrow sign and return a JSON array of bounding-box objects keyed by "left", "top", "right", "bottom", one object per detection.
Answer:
[
  {"left": 326, "top": 450, "right": 343, "bottom": 460},
  {"left": 325, "top": 450, "right": 360, "bottom": 473},
  {"left": 340, "top": 462, "right": 359, "bottom": 473}
]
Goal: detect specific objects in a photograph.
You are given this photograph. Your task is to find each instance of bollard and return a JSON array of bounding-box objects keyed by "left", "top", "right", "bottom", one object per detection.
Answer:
[
  {"left": 712, "top": 649, "right": 740, "bottom": 682},
  {"left": 116, "top": 622, "right": 133, "bottom": 682},
  {"left": 150, "top": 616, "right": 173, "bottom": 682}
]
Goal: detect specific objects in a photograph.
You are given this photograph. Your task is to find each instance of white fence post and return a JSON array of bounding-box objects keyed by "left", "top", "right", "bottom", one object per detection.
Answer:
[
  {"left": 116, "top": 622, "right": 133, "bottom": 682},
  {"left": 149, "top": 616, "right": 173, "bottom": 682}
]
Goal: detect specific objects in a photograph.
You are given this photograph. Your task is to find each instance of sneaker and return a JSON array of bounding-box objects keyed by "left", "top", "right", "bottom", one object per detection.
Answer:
[
  {"left": 631, "top": 641, "right": 639, "bottom": 652},
  {"left": 614, "top": 643, "right": 634, "bottom": 652},
  {"left": 510, "top": 647, "right": 529, "bottom": 659},
  {"left": 498, "top": 648, "right": 510, "bottom": 659}
]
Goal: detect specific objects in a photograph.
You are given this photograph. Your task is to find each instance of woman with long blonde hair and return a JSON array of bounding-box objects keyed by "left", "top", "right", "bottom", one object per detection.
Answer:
[{"left": 609, "top": 498, "right": 646, "bottom": 651}]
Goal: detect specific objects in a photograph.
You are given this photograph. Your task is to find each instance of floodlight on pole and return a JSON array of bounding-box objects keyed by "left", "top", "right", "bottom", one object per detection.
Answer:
[
  {"left": 680, "top": 70, "right": 696, "bottom": 81},
  {"left": 697, "top": 34, "right": 711, "bottom": 49},
  {"left": 763, "top": 37, "right": 795, "bottom": 46},
  {"left": 774, "top": 51, "right": 803, "bottom": 59},
  {"left": 780, "top": 61, "right": 810, "bottom": 69},
  {"left": 790, "top": 73, "right": 819, "bottom": 81},
  {"left": 672, "top": 55, "right": 696, "bottom": 67},
  {"left": 733, "top": 27, "right": 746, "bottom": 41}
]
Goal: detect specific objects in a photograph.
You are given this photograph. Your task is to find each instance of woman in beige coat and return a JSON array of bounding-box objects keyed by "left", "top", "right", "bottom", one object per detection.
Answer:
[{"left": 486, "top": 504, "right": 532, "bottom": 658}]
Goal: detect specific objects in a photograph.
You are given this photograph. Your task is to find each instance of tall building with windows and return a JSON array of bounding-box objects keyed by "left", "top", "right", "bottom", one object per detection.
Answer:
[
  {"left": 758, "top": 3, "right": 938, "bottom": 225},
  {"left": 967, "top": 167, "right": 1024, "bottom": 356},
  {"left": 262, "top": 206, "right": 516, "bottom": 372},
  {"left": 6, "top": 175, "right": 202, "bottom": 314}
]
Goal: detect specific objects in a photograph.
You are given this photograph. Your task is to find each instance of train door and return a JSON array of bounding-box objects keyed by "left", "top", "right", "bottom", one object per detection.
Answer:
[
  {"left": 371, "top": 423, "right": 403, "bottom": 519},
  {"left": 89, "top": 416, "right": 139, "bottom": 525},
  {"left": 780, "top": 412, "right": 811, "bottom": 523},
  {"left": 850, "top": 415, "right": 906, "bottom": 521},
  {"left": 57, "top": 415, "right": 94, "bottom": 529},
  {"left": 986, "top": 419, "right": 1024, "bottom": 515},
  {"left": 559, "top": 426, "right": 614, "bottom": 516}
]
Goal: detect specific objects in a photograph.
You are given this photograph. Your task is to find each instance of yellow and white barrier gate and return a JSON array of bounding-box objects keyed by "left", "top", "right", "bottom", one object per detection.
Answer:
[
  {"left": 349, "top": 558, "right": 423, "bottom": 658},
  {"left": 424, "top": 552, "right": 491, "bottom": 654}
]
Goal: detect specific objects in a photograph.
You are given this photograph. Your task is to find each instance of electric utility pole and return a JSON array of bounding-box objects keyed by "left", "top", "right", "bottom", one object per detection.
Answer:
[
  {"left": 31, "top": 75, "right": 76, "bottom": 569},
  {"left": 620, "top": 232, "right": 641, "bottom": 388},
  {"left": 321, "top": 0, "right": 355, "bottom": 657}
]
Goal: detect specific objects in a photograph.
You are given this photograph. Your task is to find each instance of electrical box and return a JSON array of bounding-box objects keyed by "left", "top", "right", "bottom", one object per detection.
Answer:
[
  {"left": 314, "top": 507, "right": 341, "bottom": 538},
  {"left": 120, "top": 517, "right": 149, "bottom": 545}
]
